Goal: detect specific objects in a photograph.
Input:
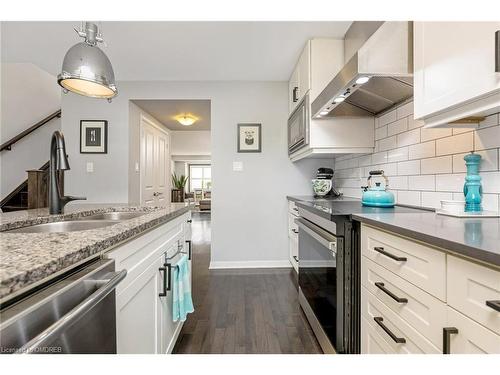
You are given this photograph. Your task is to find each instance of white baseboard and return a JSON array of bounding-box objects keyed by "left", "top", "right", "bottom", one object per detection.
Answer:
[{"left": 209, "top": 260, "right": 292, "bottom": 269}]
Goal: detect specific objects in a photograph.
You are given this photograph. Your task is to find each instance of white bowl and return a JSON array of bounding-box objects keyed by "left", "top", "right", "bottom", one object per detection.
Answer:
[
  {"left": 312, "top": 179, "right": 332, "bottom": 196},
  {"left": 440, "top": 200, "right": 465, "bottom": 213}
]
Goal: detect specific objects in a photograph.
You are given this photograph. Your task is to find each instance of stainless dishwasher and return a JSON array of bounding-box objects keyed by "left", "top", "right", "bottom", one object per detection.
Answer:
[{"left": 0, "top": 259, "right": 126, "bottom": 354}]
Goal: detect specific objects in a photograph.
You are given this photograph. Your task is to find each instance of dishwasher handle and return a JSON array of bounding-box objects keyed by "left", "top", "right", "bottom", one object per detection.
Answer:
[
  {"left": 17, "top": 269, "right": 127, "bottom": 354},
  {"left": 295, "top": 217, "right": 338, "bottom": 253}
]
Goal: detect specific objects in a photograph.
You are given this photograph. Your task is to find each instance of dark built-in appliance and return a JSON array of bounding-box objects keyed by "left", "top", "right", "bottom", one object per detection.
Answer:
[{"left": 296, "top": 206, "right": 360, "bottom": 354}]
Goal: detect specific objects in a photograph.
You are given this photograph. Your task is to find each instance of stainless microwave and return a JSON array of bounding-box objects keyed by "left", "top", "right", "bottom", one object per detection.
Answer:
[{"left": 288, "top": 94, "right": 309, "bottom": 155}]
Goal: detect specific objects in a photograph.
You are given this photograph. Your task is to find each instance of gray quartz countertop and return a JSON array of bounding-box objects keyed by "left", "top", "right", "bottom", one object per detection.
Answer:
[
  {"left": 0, "top": 203, "right": 191, "bottom": 301},
  {"left": 288, "top": 196, "right": 500, "bottom": 267}
]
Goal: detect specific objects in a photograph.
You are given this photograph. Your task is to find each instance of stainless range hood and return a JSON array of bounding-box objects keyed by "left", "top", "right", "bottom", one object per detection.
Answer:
[{"left": 312, "top": 21, "right": 414, "bottom": 118}]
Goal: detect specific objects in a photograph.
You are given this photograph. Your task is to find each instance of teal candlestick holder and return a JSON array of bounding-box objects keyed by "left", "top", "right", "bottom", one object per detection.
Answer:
[{"left": 463, "top": 152, "right": 482, "bottom": 212}]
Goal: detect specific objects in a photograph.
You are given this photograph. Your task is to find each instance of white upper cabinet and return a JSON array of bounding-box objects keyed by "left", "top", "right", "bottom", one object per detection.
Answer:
[
  {"left": 288, "top": 39, "right": 344, "bottom": 115},
  {"left": 414, "top": 22, "right": 500, "bottom": 127}
]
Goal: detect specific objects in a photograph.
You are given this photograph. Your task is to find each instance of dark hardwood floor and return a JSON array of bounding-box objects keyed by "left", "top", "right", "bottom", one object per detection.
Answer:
[{"left": 173, "top": 212, "right": 321, "bottom": 354}]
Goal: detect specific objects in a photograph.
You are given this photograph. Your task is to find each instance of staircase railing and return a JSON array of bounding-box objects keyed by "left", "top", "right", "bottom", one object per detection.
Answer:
[{"left": 0, "top": 109, "right": 61, "bottom": 152}]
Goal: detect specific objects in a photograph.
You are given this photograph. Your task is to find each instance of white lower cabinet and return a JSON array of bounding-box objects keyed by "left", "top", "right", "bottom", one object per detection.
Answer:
[
  {"left": 116, "top": 253, "right": 165, "bottom": 354},
  {"left": 108, "top": 212, "right": 192, "bottom": 354},
  {"left": 446, "top": 307, "right": 500, "bottom": 354},
  {"left": 289, "top": 237, "right": 298, "bottom": 273},
  {"left": 362, "top": 257, "right": 447, "bottom": 349},
  {"left": 361, "top": 286, "right": 440, "bottom": 354},
  {"left": 361, "top": 316, "right": 399, "bottom": 354},
  {"left": 447, "top": 255, "right": 500, "bottom": 335},
  {"left": 360, "top": 224, "right": 500, "bottom": 354},
  {"left": 288, "top": 201, "right": 299, "bottom": 273}
]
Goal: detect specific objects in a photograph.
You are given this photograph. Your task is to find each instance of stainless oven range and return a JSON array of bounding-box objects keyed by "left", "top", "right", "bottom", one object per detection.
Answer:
[{"left": 296, "top": 207, "right": 360, "bottom": 354}]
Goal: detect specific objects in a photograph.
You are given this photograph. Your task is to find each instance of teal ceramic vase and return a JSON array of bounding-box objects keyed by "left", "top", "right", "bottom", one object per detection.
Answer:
[{"left": 463, "top": 152, "right": 482, "bottom": 212}]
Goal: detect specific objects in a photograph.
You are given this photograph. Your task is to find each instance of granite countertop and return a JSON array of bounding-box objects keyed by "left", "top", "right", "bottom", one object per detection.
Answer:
[
  {"left": 0, "top": 203, "right": 191, "bottom": 301},
  {"left": 288, "top": 196, "right": 500, "bottom": 267}
]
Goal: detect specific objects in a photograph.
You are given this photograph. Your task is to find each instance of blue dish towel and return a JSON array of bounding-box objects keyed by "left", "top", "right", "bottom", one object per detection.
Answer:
[{"left": 172, "top": 255, "right": 194, "bottom": 322}]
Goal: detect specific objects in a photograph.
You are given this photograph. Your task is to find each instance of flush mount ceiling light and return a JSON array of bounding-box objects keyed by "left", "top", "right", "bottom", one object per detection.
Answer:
[
  {"left": 175, "top": 114, "right": 198, "bottom": 126},
  {"left": 58, "top": 22, "right": 117, "bottom": 101},
  {"left": 355, "top": 76, "right": 371, "bottom": 85}
]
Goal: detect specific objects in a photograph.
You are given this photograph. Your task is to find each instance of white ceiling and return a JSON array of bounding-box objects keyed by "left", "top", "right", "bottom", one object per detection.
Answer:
[
  {"left": 133, "top": 99, "right": 211, "bottom": 131},
  {"left": 1, "top": 21, "right": 351, "bottom": 81}
]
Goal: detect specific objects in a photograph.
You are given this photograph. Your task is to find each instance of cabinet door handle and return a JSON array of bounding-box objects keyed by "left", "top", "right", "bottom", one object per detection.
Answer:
[
  {"left": 159, "top": 265, "right": 169, "bottom": 297},
  {"left": 292, "top": 229, "right": 299, "bottom": 234},
  {"left": 486, "top": 300, "right": 500, "bottom": 312},
  {"left": 186, "top": 240, "right": 192, "bottom": 260},
  {"left": 373, "top": 247, "right": 407, "bottom": 262},
  {"left": 293, "top": 255, "right": 299, "bottom": 263},
  {"left": 495, "top": 30, "right": 500, "bottom": 73},
  {"left": 443, "top": 327, "right": 459, "bottom": 354},
  {"left": 292, "top": 86, "right": 299, "bottom": 102},
  {"left": 166, "top": 263, "right": 172, "bottom": 292},
  {"left": 374, "top": 282, "right": 408, "bottom": 303},
  {"left": 187, "top": 219, "right": 192, "bottom": 223},
  {"left": 373, "top": 317, "right": 406, "bottom": 344}
]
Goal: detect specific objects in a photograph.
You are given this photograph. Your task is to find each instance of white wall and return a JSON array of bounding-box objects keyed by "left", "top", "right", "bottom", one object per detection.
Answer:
[
  {"left": 0, "top": 63, "right": 61, "bottom": 198},
  {"left": 61, "top": 80, "right": 332, "bottom": 267},
  {"left": 173, "top": 161, "right": 188, "bottom": 178},
  {"left": 334, "top": 101, "right": 500, "bottom": 212},
  {"left": 171, "top": 130, "right": 210, "bottom": 157}
]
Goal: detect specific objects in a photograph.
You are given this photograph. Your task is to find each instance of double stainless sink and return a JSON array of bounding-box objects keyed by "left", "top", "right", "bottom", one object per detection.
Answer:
[{"left": 5, "top": 211, "right": 146, "bottom": 234}]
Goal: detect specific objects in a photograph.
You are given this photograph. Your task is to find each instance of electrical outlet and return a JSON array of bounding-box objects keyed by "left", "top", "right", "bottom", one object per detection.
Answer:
[{"left": 86, "top": 162, "right": 94, "bottom": 173}]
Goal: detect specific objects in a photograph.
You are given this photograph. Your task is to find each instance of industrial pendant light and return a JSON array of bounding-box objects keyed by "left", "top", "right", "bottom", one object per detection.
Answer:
[{"left": 58, "top": 22, "right": 117, "bottom": 101}]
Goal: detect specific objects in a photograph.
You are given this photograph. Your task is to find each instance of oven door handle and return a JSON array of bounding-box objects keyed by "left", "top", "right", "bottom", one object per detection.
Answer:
[
  {"left": 16, "top": 269, "right": 127, "bottom": 354},
  {"left": 295, "top": 217, "right": 337, "bottom": 253}
]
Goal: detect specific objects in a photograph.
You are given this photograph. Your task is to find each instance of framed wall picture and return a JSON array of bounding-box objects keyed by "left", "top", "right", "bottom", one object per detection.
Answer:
[
  {"left": 237, "top": 123, "right": 261, "bottom": 153},
  {"left": 80, "top": 120, "right": 108, "bottom": 154}
]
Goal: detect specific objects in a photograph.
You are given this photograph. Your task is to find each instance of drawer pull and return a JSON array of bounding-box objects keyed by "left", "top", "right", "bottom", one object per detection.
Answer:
[
  {"left": 443, "top": 327, "right": 459, "bottom": 354},
  {"left": 486, "top": 300, "right": 500, "bottom": 312},
  {"left": 373, "top": 246, "right": 407, "bottom": 262},
  {"left": 293, "top": 255, "right": 299, "bottom": 263},
  {"left": 292, "top": 229, "right": 299, "bottom": 234},
  {"left": 373, "top": 316, "right": 406, "bottom": 344},
  {"left": 374, "top": 282, "right": 408, "bottom": 303}
]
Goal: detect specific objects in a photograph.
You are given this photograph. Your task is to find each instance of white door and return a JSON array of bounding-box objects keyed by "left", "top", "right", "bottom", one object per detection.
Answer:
[{"left": 141, "top": 116, "right": 170, "bottom": 206}]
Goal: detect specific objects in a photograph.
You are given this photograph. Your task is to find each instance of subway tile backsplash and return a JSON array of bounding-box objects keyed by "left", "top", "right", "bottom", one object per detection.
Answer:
[{"left": 333, "top": 101, "right": 500, "bottom": 211}]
